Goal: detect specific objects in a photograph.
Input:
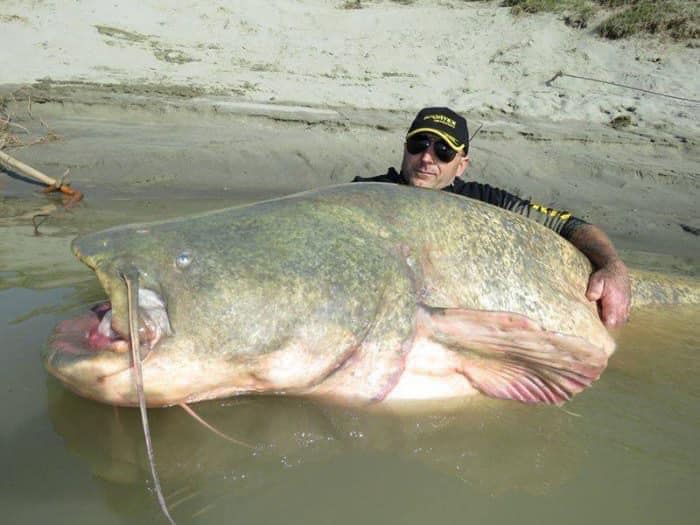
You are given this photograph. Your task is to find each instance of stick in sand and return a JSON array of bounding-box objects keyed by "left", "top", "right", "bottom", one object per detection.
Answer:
[{"left": 0, "top": 149, "right": 83, "bottom": 204}]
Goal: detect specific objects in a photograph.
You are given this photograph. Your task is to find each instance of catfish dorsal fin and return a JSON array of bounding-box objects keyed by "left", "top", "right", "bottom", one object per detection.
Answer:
[{"left": 419, "top": 306, "right": 610, "bottom": 405}]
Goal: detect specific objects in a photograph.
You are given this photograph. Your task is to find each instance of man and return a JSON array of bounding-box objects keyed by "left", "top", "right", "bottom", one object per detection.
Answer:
[{"left": 352, "top": 107, "right": 631, "bottom": 328}]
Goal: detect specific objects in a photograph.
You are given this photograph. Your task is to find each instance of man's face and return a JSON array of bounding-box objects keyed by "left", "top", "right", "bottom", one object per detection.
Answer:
[{"left": 401, "top": 133, "right": 470, "bottom": 189}]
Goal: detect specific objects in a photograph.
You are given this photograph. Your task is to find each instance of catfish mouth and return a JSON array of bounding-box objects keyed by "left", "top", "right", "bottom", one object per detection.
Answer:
[{"left": 48, "top": 288, "right": 172, "bottom": 361}]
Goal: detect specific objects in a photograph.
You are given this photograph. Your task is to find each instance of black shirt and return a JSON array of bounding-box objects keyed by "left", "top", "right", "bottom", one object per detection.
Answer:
[{"left": 352, "top": 167, "right": 586, "bottom": 240}]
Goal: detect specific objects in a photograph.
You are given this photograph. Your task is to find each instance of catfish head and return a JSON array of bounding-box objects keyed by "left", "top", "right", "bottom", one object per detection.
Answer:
[{"left": 43, "top": 215, "right": 306, "bottom": 407}]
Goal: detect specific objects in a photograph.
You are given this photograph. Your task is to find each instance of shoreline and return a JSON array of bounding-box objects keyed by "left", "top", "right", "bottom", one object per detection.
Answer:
[
  {"left": 2, "top": 0, "right": 698, "bottom": 130},
  {"left": 2, "top": 89, "right": 698, "bottom": 256}
]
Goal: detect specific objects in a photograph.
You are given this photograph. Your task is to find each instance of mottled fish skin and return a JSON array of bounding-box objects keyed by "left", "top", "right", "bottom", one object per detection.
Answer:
[{"left": 44, "top": 183, "right": 694, "bottom": 407}]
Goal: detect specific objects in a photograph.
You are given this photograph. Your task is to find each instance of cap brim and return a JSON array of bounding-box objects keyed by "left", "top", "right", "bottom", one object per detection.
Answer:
[{"left": 406, "top": 128, "right": 465, "bottom": 152}]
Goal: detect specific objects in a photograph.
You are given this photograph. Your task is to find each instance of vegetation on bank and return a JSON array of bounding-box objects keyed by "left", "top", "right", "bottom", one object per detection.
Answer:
[
  {"left": 368, "top": 0, "right": 699, "bottom": 42},
  {"left": 499, "top": 0, "right": 699, "bottom": 41}
]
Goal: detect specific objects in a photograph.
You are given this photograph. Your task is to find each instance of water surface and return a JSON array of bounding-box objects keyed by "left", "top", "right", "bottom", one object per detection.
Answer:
[{"left": 1, "top": 145, "right": 699, "bottom": 523}]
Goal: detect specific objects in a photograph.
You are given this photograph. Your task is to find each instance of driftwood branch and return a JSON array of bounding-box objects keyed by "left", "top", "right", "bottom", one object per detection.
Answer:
[
  {"left": 0, "top": 149, "right": 83, "bottom": 205},
  {"left": 0, "top": 149, "right": 57, "bottom": 186}
]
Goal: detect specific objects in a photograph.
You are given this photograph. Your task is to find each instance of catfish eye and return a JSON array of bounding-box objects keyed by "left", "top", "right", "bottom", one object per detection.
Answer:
[{"left": 175, "top": 251, "right": 192, "bottom": 269}]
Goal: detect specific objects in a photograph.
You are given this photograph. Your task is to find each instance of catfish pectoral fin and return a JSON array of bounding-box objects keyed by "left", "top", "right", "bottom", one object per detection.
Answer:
[{"left": 419, "top": 306, "right": 612, "bottom": 405}]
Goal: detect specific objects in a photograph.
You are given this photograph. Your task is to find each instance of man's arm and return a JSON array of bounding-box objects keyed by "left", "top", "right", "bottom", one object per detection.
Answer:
[{"left": 567, "top": 223, "right": 631, "bottom": 328}]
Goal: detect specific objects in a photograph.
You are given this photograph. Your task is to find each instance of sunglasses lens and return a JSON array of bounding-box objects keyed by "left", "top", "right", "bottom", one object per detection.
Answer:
[
  {"left": 434, "top": 141, "right": 457, "bottom": 163},
  {"left": 406, "top": 135, "right": 457, "bottom": 162},
  {"left": 406, "top": 136, "right": 430, "bottom": 155}
]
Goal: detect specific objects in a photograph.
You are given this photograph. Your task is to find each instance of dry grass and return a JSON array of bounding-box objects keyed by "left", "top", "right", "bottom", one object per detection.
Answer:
[
  {"left": 494, "top": 0, "right": 699, "bottom": 41},
  {"left": 342, "top": 0, "right": 363, "bottom": 9},
  {"left": 0, "top": 89, "right": 60, "bottom": 150},
  {"left": 597, "top": 1, "right": 700, "bottom": 40}
]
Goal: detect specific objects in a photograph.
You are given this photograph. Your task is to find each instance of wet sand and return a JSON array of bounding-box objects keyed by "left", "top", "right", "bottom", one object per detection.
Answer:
[{"left": 1, "top": 0, "right": 698, "bottom": 275}]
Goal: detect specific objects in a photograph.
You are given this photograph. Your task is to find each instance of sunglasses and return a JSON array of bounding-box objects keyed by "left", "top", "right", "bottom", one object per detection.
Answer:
[{"left": 406, "top": 134, "right": 459, "bottom": 163}]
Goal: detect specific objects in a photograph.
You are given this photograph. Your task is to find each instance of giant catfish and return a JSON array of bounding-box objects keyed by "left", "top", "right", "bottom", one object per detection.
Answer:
[{"left": 44, "top": 183, "right": 698, "bottom": 407}]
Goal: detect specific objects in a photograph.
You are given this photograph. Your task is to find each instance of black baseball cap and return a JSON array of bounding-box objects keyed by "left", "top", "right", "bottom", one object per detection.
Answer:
[{"left": 406, "top": 107, "right": 469, "bottom": 153}]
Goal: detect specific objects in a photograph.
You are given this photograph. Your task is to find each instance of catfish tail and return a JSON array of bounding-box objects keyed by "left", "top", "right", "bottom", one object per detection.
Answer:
[{"left": 629, "top": 269, "right": 700, "bottom": 308}]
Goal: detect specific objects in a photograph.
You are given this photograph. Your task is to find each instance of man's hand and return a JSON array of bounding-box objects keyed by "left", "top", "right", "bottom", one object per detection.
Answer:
[
  {"left": 568, "top": 223, "right": 632, "bottom": 328},
  {"left": 585, "top": 259, "right": 631, "bottom": 328}
]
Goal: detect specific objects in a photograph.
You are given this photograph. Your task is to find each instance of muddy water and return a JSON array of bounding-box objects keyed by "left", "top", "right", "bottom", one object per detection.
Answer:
[
  {"left": 1, "top": 111, "right": 699, "bottom": 524},
  {"left": 2, "top": 200, "right": 699, "bottom": 525}
]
